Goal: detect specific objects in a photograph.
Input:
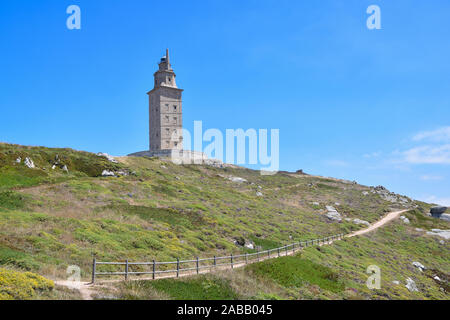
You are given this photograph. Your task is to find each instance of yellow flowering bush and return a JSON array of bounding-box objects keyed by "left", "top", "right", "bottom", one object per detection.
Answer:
[{"left": 0, "top": 268, "right": 54, "bottom": 300}]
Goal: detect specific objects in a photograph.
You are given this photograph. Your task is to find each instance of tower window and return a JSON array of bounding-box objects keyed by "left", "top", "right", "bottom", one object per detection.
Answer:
[{"left": 173, "top": 106, "right": 177, "bottom": 111}]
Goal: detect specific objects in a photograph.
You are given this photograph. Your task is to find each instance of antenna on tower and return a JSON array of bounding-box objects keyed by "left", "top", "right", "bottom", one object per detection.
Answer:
[{"left": 166, "top": 48, "right": 170, "bottom": 66}]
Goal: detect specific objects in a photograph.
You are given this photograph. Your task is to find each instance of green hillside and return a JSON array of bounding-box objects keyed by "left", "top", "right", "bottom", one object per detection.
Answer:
[{"left": 0, "top": 142, "right": 448, "bottom": 300}]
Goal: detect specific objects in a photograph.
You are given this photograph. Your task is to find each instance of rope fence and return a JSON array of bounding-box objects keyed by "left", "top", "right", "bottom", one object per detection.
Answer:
[{"left": 91, "top": 233, "right": 345, "bottom": 283}]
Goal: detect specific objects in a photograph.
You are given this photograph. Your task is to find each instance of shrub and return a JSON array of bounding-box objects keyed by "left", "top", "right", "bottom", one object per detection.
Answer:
[{"left": 0, "top": 268, "right": 54, "bottom": 300}]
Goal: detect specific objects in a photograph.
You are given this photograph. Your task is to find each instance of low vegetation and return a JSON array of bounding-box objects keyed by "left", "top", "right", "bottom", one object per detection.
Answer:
[{"left": 0, "top": 142, "right": 448, "bottom": 300}]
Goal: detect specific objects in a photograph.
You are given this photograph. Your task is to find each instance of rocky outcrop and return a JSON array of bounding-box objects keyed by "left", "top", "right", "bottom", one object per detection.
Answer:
[
  {"left": 325, "top": 206, "right": 342, "bottom": 222},
  {"left": 371, "top": 185, "right": 410, "bottom": 205},
  {"left": 24, "top": 157, "right": 35, "bottom": 169},
  {"left": 101, "top": 170, "right": 116, "bottom": 177},
  {"left": 412, "top": 261, "right": 426, "bottom": 272},
  {"left": 400, "top": 216, "right": 410, "bottom": 224},
  {"left": 430, "top": 207, "right": 450, "bottom": 221},
  {"left": 228, "top": 176, "right": 247, "bottom": 183},
  {"left": 431, "top": 206, "right": 447, "bottom": 215},
  {"left": 353, "top": 218, "right": 370, "bottom": 226},
  {"left": 405, "top": 278, "right": 418, "bottom": 292},
  {"left": 426, "top": 229, "right": 450, "bottom": 240},
  {"left": 97, "top": 152, "right": 118, "bottom": 164}
]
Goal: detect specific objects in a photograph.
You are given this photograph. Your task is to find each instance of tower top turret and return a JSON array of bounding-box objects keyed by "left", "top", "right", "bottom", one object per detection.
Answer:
[{"left": 158, "top": 48, "right": 172, "bottom": 71}]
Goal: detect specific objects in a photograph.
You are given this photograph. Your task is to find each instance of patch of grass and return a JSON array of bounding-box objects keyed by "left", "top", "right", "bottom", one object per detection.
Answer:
[
  {"left": 106, "top": 204, "right": 207, "bottom": 229},
  {"left": 132, "top": 276, "right": 240, "bottom": 300},
  {"left": 0, "top": 246, "right": 41, "bottom": 271},
  {"left": 249, "top": 236, "right": 281, "bottom": 250},
  {"left": 0, "top": 166, "right": 48, "bottom": 189},
  {"left": 0, "top": 191, "right": 30, "bottom": 210},
  {"left": 247, "top": 255, "right": 345, "bottom": 293}
]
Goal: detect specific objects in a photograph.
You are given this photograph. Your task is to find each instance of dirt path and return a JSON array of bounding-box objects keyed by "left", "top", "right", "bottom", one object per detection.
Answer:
[
  {"left": 56, "top": 208, "right": 409, "bottom": 299},
  {"left": 55, "top": 280, "right": 96, "bottom": 300},
  {"left": 347, "top": 209, "right": 408, "bottom": 238}
]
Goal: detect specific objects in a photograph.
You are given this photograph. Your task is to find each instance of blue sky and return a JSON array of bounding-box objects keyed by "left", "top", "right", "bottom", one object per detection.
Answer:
[{"left": 0, "top": 0, "right": 449, "bottom": 205}]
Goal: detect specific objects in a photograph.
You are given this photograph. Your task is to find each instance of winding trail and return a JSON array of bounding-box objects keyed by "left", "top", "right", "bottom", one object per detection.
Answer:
[
  {"left": 56, "top": 208, "right": 409, "bottom": 300},
  {"left": 347, "top": 209, "right": 408, "bottom": 238}
]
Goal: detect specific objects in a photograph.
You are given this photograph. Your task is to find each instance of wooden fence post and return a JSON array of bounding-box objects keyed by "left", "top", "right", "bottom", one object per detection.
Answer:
[
  {"left": 285, "top": 245, "right": 288, "bottom": 256},
  {"left": 125, "top": 260, "right": 129, "bottom": 281},
  {"left": 230, "top": 254, "right": 234, "bottom": 269},
  {"left": 152, "top": 260, "right": 155, "bottom": 280},
  {"left": 257, "top": 251, "right": 259, "bottom": 262},
  {"left": 245, "top": 253, "right": 248, "bottom": 264},
  {"left": 214, "top": 255, "right": 216, "bottom": 267},
  {"left": 277, "top": 247, "right": 280, "bottom": 257},
  {"left": 177, "top": 258, "right": 180, "bottom": 278},
  {"left": 196, "top": 257, "right": 199, "bottom": 274},
  {"left": 91, "top": 258, "right": 96, "bottom": 284}
]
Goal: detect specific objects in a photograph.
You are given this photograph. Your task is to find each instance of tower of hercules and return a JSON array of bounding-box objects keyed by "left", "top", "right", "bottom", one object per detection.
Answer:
[{"left": 148, "top": 49, "right": 183, "bottom": 151}]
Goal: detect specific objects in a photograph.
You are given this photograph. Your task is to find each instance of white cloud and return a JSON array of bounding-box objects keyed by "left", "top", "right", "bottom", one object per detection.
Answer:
[
  {"left": 325, "top": 160, "right": 349, "bottom": 167},
  {"left": 420, "top": 196, "right": 450, "bottom": 206},
  {"left": 420, "top": 174, "right": 444, "bottom": 181},
  {"left": 402, "top": 144, "right": 450, "bottom": 164},
  {"left": 413, "top": 126, "right": 450, "bottom": 142},
  {"left": 363, "top": 151, "right": 381, "bottom": 158}
]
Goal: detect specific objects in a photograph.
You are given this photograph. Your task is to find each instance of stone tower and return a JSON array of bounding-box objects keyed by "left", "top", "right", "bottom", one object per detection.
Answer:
[{"left": 148, "top": 49, "right": 183, "bottom": 151}]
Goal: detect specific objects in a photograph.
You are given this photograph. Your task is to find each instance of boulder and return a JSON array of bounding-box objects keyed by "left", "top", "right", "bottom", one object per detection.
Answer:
[
  {"left": 353, "top": 218, "right": 370, "bottom": 226},
  {"left": 62, "top": 165, "right": 69, "bottom": 173},
  {"left": 430, "top": 206, "right": 447, "bottom": 215},
  {"left": 256, "top": 191, "right": 263, "bottom": 197},
  {"left": 24, "top": 157, "right": 35, "bottom": 169},
  {"left": 426, "top": 229, "right": 450, "bottom": 240},
  {"left": 97, "top": 152, "right": 118, "bottom": 163},
  {"left": 400, "top": 216, "right": 410, "bottom": 224},
  {"left": 101, "top": 170, "right": 115, "bottom": 177},
  {"left": 15, "top": 157, "right": 21, "bottom": 164},
  {"left": 405, "top": 278, "right": 418, "bottom": 292},
  {"left": 325, "top": 206, "right": 342, "bottom": 222},
  {"left": 412, "top": 261, "right": 426, "bottom": 272},
  {"left": 228, "top": 176, "right": 247, "bottom": 183},
  {"left": 245, "top": 242, "right": 255, "bottom": 250}
]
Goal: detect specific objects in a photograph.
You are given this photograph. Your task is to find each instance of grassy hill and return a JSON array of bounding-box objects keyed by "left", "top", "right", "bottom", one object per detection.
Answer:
[{"left": 0, "top": 142, "right": 448, "bottom": 300}]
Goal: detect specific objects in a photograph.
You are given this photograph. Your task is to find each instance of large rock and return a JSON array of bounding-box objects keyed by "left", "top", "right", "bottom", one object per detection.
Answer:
[
  {"left": 400, "top": 216, "right": 410, "bottom": 224},
  {"left": 405, "top": 278, "right": 418, "bottom": 292},
  {"left": 101, "top": 170, "right": 116, "bottom": 177},
  {"left": 412, "top": 261, "right": 426, "bottom": 272},
  {"left": 430, "top": 206, "right": 447, "bottom": 215},
  {"left": 325, "top": 206, "right": 342, "bottom": 222},
  {"left": 24, "top": 157, "right": 35, "bottom": 169},
  {"left": 426, "top": 229, "right": 450, "bottom": 240},
  {"left": 353, "top": 218, "right": 370, "bottom": 226},
  {"left": 228, "top": 176, "right": 247, "bottom": 183},
  {"left": 97, "top": 152, "right": 118, "bottom": 163}
]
